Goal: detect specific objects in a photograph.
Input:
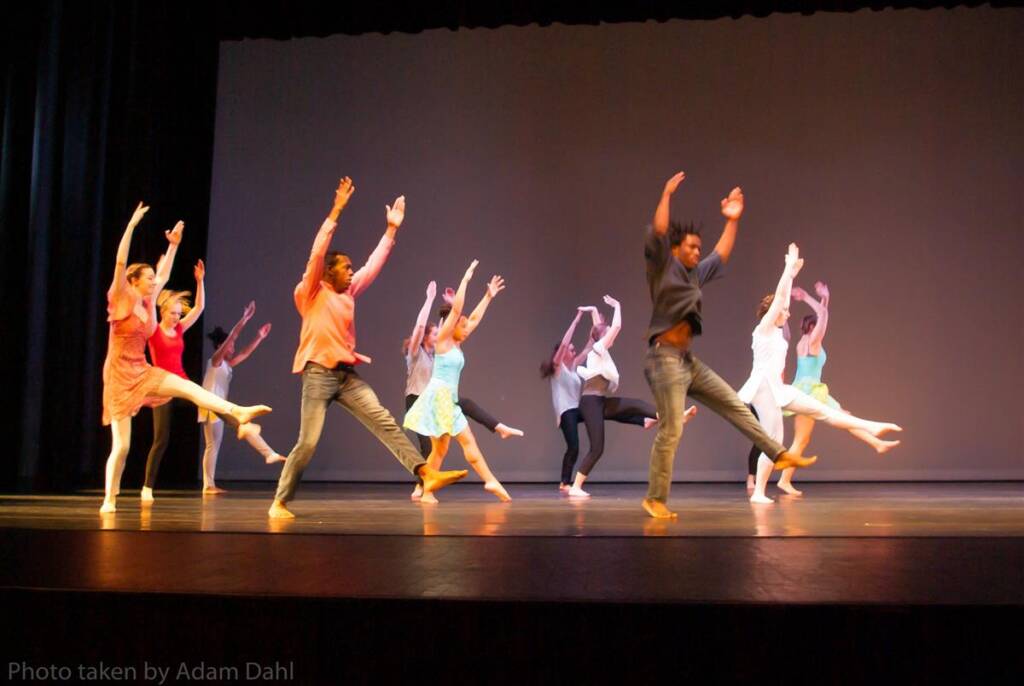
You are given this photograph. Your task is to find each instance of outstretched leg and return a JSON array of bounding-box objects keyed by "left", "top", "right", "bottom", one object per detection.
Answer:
[
  {"left": 783, "top": 392, "right": 901, "bottom": 448},
  {"left": 155, "top": 374, "right": 271, "bottom": 430},
  {"left": 461, "top": 396, "right": 523, "bottom": 439},
  {"left": 455, "top": 426, "right": 510, "bottom": 502}
]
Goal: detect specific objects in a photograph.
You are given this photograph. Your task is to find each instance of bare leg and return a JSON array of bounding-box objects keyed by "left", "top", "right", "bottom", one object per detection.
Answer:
[
  {"left": 455, "top": 426, "right": 510, "bottom": 502},
  {"left": 779, "top": 415, "right": 815, "bottom": 496},
  {"left": 420, "top": 434, "right": 451, "bottom": 504},
  {"left": 101, "top": 417, "right": 132, "bottom": 513}
]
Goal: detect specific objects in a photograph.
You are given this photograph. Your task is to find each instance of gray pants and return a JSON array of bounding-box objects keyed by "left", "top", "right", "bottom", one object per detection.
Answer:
[
  {"left": 643, "top": 345, "right": 786, "bottom": 503},
  {"left": 274, "top": 362, "right": 426, "bottom": 503}
]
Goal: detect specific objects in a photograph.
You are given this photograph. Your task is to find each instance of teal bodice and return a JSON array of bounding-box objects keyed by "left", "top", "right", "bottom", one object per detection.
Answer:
[
  {"left": 793, "top": 348, "right": 827, "bottom": 383},
  {"left": 431, "top": 346, "right": 464, "bottom": 397}
]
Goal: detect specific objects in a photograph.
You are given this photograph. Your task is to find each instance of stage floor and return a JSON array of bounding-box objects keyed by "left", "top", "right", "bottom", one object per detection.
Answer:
[
  {"left": 1, "top": 482, "right": 1021, "bottom": 605},
  {"left": 0, "top": 481, "right": 1020, "bottom": 537}
]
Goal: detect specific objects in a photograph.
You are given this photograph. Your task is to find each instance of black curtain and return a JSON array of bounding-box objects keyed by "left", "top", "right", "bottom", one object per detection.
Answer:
[{"left": 1, "top": 1, "right": 218, "bottom": 492}]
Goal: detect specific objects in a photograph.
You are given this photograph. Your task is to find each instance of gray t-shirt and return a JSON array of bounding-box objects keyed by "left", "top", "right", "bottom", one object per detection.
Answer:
[{"left": 644, "top": 225, "right": 724, "bottom": 342}]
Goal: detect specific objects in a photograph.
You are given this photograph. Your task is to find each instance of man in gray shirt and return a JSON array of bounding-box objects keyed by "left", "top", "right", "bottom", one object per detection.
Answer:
[{"left": 642, "top": 171, "right": 816, "bottom": 518}]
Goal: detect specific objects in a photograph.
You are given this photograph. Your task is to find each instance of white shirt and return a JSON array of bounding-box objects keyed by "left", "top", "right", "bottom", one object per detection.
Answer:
[
  {"left": 737, "top": 326, "right": 798, "bottom": 407},
  {"left": 576, "top": 340, "right": 620, "bottom": 395},
  {"left": 198, "top": 358, "right": 233, "bottom": 423},
  {"left": 550, "top": 363, "right": 583, "bottom": 425}
]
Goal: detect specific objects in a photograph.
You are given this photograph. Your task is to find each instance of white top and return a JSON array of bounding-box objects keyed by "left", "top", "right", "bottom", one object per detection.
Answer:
[
  {"left": 198, "top": 358, "right": 233, "bottom": 423},
  {"left": 550, "top": 363, "right": 583, "bottom": 426},
  {"left": 737, "top": 326, "right": 798, "bottom": 407},
  {"left": 576, "top": 340, "right": 619, "bottom": 395},
  {"left": 405, "top": 346, "right": 434, "bottom": 397}
]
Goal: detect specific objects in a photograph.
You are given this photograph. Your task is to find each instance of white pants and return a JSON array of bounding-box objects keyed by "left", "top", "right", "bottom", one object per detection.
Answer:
[{"left": 201, "top": 419, "right": 277, "bottom": 488}]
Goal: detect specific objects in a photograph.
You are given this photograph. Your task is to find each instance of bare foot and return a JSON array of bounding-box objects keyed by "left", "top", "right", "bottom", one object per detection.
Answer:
[
  {"left": 267, "top": 500, "right": 295, "bottom": 519},
  {"left": 495, "top": 423, "right": 524, "bottom": 439},
  {"left": 749, "top": 493, "right": 774, "bottom": 504},
  {"left": 777, "top": 481, "right": 803, "bottom": 496},
  {"left": 484, "top": 481, "right": 512, "bottom": 502},
  {"left": 643, "top": 417, "right": 658, "bottom": 429},
  {"left": 568, "top": 486, "right": 590, "bottom": 498},
  {"left": 684, "top": 405, "right": 698, "bottom": 422},
  {"left": 232, "top": 405, "right": 273, "bottom": 436},
  {"left": 419, "top": 492, "right": 439, "bottom": 504},
  {"left": 745, "top": 475, "right": 755, "bottom": 493},
  {"left": 641, "top": 498, "right": 678, "bottom": 519},
  {"left": 867, "top": 421, "right": 902, "bottom": 438},
  {"left": 99, "top": 501, "right": 116, "bottom": 514},
  {"left": 140, "top": 486, "right": 154, "bottom": 503},
  {"left": 203, "top": 486, "right": 227, "bottom": 495},
  {"left": 774, "top": 451, "right": 818, "bottom": 471},
  {"left": 558, "top": 483, "right": 570, "bottom": 493},
  {"left": 873, "top": 439, "right": 901, "bottom": 454},
  {"left": 265, "top": 453, "right": 287, "bottom": 465},
  {"left": 420, "top": 466, "right": 468, "bottom": 494},
  {"left": 411, "top": 484, "right": 423, "bottom": 500}
]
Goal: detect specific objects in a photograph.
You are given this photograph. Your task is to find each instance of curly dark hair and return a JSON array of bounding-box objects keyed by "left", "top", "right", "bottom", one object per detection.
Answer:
[{"left": 668, "top": 220, "right": 701, "bottom": 248}]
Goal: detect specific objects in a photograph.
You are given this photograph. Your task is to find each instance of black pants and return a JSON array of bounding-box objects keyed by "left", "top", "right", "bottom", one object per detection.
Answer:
[
  {"left": 404, "top": 394, "right": 499, "bottom": 459},
  {"left": 558, "top": 408, "right": 583, "bottom": 485},
  {"left": 575, "top": 394, "right": 657, "bottom": 478},
  {"left": 144, "top": 399, "right": 187, "bottom": 489},
  {"left": 746, "top": 404, "right": 761, "bottom": 476}
]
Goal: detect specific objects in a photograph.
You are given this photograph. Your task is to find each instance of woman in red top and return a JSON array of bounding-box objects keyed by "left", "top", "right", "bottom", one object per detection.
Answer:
[
  {"left": 141, "top": 259, "right": 207, "bottom": 503},
  {"left": 101, "top": 202, "right": 272, "bottom": 514}
]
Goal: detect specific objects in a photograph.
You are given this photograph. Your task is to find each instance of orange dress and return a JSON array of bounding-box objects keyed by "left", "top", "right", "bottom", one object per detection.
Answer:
[{"left": 102, "top": 295, "right": 170, "bottom": 425}]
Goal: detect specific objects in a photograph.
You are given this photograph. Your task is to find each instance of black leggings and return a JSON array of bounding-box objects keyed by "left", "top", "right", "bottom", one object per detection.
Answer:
[
  {"left": 746, "top": 404, "right": 761, "bottom": 476},
  {"left": 558, "top": 408, "right": 582, "bottom": 485},
  {"left": 575, "top": 394, "right": 657, "bottom": 477},
  {"left": 144, "top": 399, "right": 187, "bottom": 488},
  {"left": 404, "top": 394, "right": 499, "bottom": 459}
]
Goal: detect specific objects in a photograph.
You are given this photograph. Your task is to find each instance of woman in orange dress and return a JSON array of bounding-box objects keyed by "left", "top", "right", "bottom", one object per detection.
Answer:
[{"left": 100, "top": 202, "right": 272, "bottom": 513}]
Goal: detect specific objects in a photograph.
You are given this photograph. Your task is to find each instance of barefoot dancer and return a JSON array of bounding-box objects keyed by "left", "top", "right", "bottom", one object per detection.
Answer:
[
  {"left": 101, "top": 203, "right": 271, "bottom": 513},
  {"left": 404, "top": 281, "right": 523, "bottom": 467},
  {"left": 772, "top": 281, "right": 900, "bottom": 496},
  {"left": 641, "top": 172, "right": 815, "bottom": 519},
  {"left": 404, "top": 261, "right": 512, "bottom": 503},
  {"left": 268, "top": 178, "right": 466, "bottom": 519},
  {"left": 739, "top": 244, "right": 902, "bottom": 504},
  {"left": 140, "top": 258, "right": 205, "bottom": 501},
  {"left": 199, "top": 302, "right": 287, "bottom": 495}
]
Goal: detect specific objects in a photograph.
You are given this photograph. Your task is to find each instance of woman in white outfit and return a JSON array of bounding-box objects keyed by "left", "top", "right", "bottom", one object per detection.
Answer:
[
  {"left": 738, "top": 244, "right": 902, "bottom": 504},
  {"left": 199, "top": 302, "right": 285, "bottom": 494}
]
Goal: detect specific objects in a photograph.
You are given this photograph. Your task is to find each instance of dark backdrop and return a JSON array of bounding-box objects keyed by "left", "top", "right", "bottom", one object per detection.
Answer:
[{"left": 2, "top": 1, "right": 1021, "bottom": 492}]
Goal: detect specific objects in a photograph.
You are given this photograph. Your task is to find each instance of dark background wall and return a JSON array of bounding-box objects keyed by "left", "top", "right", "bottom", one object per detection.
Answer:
[{"left": 204, "top": 7, "right": 1023, "bottom": 482}]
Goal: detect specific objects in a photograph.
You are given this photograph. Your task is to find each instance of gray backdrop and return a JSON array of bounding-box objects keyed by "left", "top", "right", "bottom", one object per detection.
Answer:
[{"left": 204, "top": 7, "right": 1023, "bottom": 482}]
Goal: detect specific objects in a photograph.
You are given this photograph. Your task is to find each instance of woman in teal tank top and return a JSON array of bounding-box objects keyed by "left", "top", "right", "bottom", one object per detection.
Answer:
[
  {"left": 778, "top": 282, "right": 900, "bottom": 495},
  {"left": 403, "top": 260, "right": 512, "bottom": 503}
]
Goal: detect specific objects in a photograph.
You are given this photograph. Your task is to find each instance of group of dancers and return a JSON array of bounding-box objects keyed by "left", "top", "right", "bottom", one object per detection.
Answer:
[{"left": 100, "top": 171, "right": 901, "bottom": 519}]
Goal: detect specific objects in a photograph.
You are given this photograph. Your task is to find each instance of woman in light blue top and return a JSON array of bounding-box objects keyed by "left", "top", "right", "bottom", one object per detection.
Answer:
[
  {"left": 403, "top": 260, "right": 511, "bottom": 503},
  {"left": 775, "top": 281, "right": 901, "bottom": 495}
]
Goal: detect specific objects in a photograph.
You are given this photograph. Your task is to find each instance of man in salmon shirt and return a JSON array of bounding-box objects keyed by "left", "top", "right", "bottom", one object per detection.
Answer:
[{"left": 269, "top": 178, "right": 467, "bottom": 519}]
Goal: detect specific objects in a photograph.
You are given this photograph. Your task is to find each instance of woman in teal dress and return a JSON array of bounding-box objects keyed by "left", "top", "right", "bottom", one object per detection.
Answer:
[
  {"left": 777, "top": 281, "right": 900, "bottom": 496},
  {"left": 404, "top": 259, "right": 511, "bottom": 503}
]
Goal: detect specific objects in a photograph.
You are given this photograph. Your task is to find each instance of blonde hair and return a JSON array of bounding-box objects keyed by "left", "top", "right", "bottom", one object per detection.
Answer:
[
  {"left": 157, "top": 290, "right": 193, "bottom": 316},
  {"left": 125, "top": 263, "right": 153, "bottom": 283}
]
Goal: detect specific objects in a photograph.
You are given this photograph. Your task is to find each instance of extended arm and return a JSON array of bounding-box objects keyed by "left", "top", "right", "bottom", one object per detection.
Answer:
[
  {"left": 437, "top": 260, "right": 477, "bottom": 342},
  {"left": 552, "top": 310, "right": 584, "bottom": 374},
  {"left": 109, "top": 202, "right": 149, "bottom": 298},
  {"left": 756, "top": 243, "right": 803, "bottom": 333},
  {"left": 154, "top": 221, "right": 184, "bottom": 290},
  {"left": 806, "top": 282, "right": 830, "bottom": 347},
  {"left": 407, "top": 281, "right": 437, "bottom": 355},
  {"left": 653, "top": 172, "right": 685, "bottom": 236},
  {"left": 714, "top": 187, "right": 744, "bottom": 265},
  {"left": 211, "top": 301, "right": 254, "bottom": 368},
  {"left": 597, "top": 295, "right": 622, "bottom": 349},
  {"left": 347, "top": 195, "right": 404, "bottom": 299},
  {"left": 462, "top": 275, "right": 505, "bottom": 338},
  {"left": 229, "top": 323, "right": 271, "bottom": 367},
  {"left": 179, "top": 260, "right": 206, "bottom": 332},
  {"left": 296, "top": 178, "right": 354, "bottom": 308}
]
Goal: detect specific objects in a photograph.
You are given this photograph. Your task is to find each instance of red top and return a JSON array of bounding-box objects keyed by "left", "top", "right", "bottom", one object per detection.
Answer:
[{"left": 148, "top": 323, "right": 188, "bottom": 379}]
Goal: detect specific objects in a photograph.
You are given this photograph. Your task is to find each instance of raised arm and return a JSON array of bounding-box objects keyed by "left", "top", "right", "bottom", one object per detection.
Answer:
[
  {"left": 461, "top": 275, "right": 506, "bottom": 339},
  {"left": 347, "top": 195, "right": 404, "bottom": 299},
  {"left": 296, "top": 178, "right": 354, "bottom": 309},
  {"left": 109, "top": 202, "right": 149, "bottom": 297},
  {"left": 154, "top": 221, "right": 184, "bottom": 290},
  {"left": 653, "top": 172, "right": 686, "bottom": 236},
  {"left": 552, "top": 310, "right": 584, "bottom": 374},
  {"left": 179, "top": 260, "right": 205, "bottom": 332},
  {"left": 437, "top": 260, "right": 477, "bottom": 342},
  {"left": 230, "top": 323, "right": 271, "bottom": 367},
  {"left": 714, "top": 187, "right": 744, "bottom": 265},
  {"left": 805, "top": 281, "right": 831, "bottom": 348},
  {"left": 597, "top": 295, "right": 622, "bottom": 349},
  {"left": 407, "top": 280, "right": 437, "bottom": 356},
  {"left": 211, "top": 301, "right": 254, "bottom": 368},
  {"left": 756, "top": 243, "right": 803, "bottom": 333}
]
